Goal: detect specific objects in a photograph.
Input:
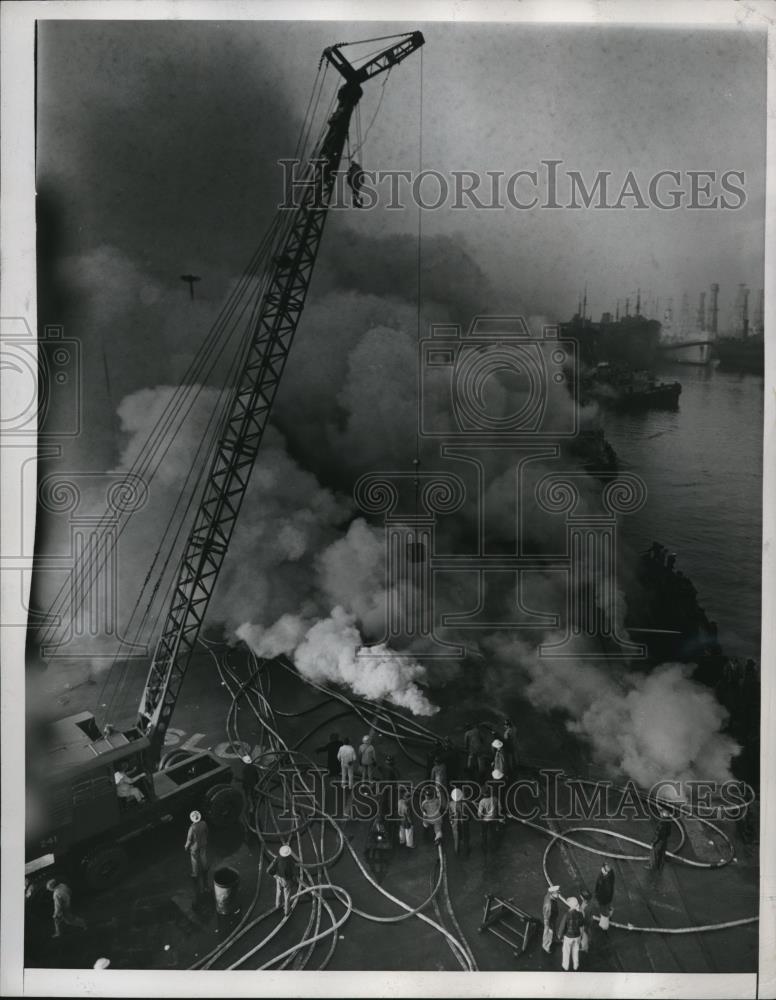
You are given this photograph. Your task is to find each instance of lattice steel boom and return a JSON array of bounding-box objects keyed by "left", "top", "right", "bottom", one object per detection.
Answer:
[{"left": 137, "top": 32, "right": 424, "bottom": 764}]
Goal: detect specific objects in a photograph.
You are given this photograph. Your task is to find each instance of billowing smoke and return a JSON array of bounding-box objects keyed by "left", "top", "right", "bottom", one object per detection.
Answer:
[
  {"left": 31, "top": 225, "right": 742, "bottom": 760},
  {"left": 238, "top": 606, "right": 436, "bottom": 716},
  {"left": 487, "top": 634, "right": 740, "bottom": 784}
]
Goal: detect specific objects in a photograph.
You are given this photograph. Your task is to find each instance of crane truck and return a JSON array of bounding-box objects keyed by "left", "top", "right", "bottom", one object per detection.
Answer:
[{"left": 26, "top": 31, "right": 425, "bottom": 892}]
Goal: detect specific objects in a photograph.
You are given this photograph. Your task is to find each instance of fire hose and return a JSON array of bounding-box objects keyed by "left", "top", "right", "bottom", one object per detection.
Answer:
[{"left": 200, "top": 643, "right": 477, "bottom": 970}]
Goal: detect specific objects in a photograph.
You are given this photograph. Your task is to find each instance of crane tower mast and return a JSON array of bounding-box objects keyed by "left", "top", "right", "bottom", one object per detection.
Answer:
[{"left": 137, "top": 33, "right": 424, "bottom": 764}]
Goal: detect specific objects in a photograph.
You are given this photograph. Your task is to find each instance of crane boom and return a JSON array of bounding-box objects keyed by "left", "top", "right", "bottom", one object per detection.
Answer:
[{"left": 137, "top": 32, "right": 424, "bottom": 765}]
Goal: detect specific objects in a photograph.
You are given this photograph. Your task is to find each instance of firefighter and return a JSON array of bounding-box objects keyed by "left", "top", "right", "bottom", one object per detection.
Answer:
[
  {"left": 502, "top": 717, "right": 517, "bottom": 772},
  {"left": 477, "top": 785, "right": 501, "bottom": 852},
  {"left": 421, "top": 785, "right": 444, "bottom": 844},
  {"left": 647, "top": 809, "right": 673, "bottom": 871},
  {"left": 541, "top": 884, "right": 561, "bottom": 953},
  {"left": 579, "top": 888, "right": 593, "bottom": 958},
  {"left": 557, "top": 896, "right": 584, "bottom": 971},
  {"left": 315, "top": 732, "right": 342, "bottom": 779},
  {"left": 365, "top": 814, "right": 392, "bottom": 881},
  {"left": 430, "top": 755, "right": 448, "bottom": 791},
  {"left": 490, "top": 768, "right": 507, "bottom": 816},
  {"left": 397, "top": 787, "right": 415, "bottom": 848},
  {"left": 267, "top": 844, "right": 297, "bottom": 917},
  {"left": 337, "top": 736, "right": 356, "bottom": 789},
  {"left": 463, "top": 722, "right": 483, "bottom": 777},
  {"left": 240, "top": 754, "right": 260, "bottom": 805},
  {"left": 46, "top": 879, "right": 87, "bottom": 938},
  {"left": 594, "top": 859, "right": 615, "bottom": 918},
  {"left": 491, "top": 739, "right": 506, "bottom": 777},
  {"left": 359, "top": 734, "right": 377, "bottom": 785},
  {"left": 448, "top": 786, "right": 471, "bottom": 856},
  {"left": 185, "top": 810, "right": 209, "bottom": 894}
]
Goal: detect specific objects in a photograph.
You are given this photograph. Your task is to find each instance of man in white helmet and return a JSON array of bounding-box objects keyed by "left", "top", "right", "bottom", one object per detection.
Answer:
[
  {"left": 267, "top": 844, "right": 297, "bottom": 917},
  {"left": 448, "top": 786, "right": 472, "bottom": 856},
  {"left": 491, "top": 739, "right": 506, "bottom": 777},
  {"left": 241, "top": 754, "right": 260, "bottom": 806},
  {"left": 185, "top": 810, "right": 209, "bottom": 894},
  {"left": 541, "top": 884, "right": 561, "bottom": 955},
  {"left": 557, "top": 895, "right": 584, "bottom": 971}
]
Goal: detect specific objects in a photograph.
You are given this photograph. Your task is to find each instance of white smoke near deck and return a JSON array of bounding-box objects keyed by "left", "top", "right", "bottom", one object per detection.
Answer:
[
  {"left": 488, "top": 634, "right": 740, "bottom": 784},
  {"left": 238, "top": 606, "right": 436, "bottom": 716},
  {"left": 34, "top": 229, "right": 744, "bottom": 763}
]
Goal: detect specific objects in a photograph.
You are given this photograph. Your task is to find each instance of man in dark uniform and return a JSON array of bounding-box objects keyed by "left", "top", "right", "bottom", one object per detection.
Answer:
[
  {"left": 594, "top": 859, "right": 615, "bottom": 915},
  {"left": 241, "top": 754, "right": 260, "bottom": 805},
  {"left": 647, "top": 810, "right": 673, "bottom": 871},
  {"left": 315, "top": 732, "right": 342, "bottom": 780}
]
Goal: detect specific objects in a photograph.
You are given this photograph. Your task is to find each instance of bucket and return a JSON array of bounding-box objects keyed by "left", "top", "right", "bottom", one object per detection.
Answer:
[{"left": 213, "top": 866, "right": 240, "bottom": 915}]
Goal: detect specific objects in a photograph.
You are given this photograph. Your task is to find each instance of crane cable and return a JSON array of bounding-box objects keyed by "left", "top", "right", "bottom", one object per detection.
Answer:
[
  {"left": 41, "top": 39, "right": 341, "bottom": 666},
  {"left": 69, "top": 62, "right": 342, "bottom": 712}
]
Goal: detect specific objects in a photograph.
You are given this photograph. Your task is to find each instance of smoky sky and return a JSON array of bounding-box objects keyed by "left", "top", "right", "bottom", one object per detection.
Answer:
[{"left": 28, "top": 19, "right": 761, "bottom": 781}]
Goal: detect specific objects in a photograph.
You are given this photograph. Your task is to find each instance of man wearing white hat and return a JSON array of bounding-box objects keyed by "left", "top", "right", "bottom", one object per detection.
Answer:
[
  {"left": 184, "top": 810, "right": 209, "bottom": 894},
  {"left": 491, "top": 739, "right": 506, "bottom": 777},
  {"left": 541, "top": 884, "right": 561, "bottom": 954},
  {"left": 241, "top": 754, "right": 260, "bottom": 806},
  {"left": 267, "top": 844, "right": 297, "bottom": 917},
  {"left": 448, "top": 787, "right": 471, "bottom": 856},
  {"left": 557, "top": 895, "right": 584, "bottom": 971}
]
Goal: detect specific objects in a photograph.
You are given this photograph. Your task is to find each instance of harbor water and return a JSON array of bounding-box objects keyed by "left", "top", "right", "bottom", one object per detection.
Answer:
[{"left": 600, "top": 362, "right": 763, "bottom": 660}]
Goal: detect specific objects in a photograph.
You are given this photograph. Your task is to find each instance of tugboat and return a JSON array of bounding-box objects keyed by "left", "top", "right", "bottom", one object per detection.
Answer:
[{"left": 585, "top": 362, "right": 681, "bottom": 411}]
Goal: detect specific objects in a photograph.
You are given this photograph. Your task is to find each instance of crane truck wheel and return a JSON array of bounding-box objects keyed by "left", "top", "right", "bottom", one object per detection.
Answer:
[
  {"left": 81, "top": 843, "right": 129, "bottom": 891},
  {"left": 204, "top": 784, "right": 243, "bottom": 828}
]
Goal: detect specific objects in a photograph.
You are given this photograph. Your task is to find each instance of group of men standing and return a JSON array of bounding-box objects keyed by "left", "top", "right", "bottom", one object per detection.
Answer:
[{"left": 541, "top": 859, "right": 616, "bottom": 971}]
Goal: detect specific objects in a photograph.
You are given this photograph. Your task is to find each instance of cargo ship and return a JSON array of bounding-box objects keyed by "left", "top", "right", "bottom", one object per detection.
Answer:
[
  {"left": 714, "top": 334, "right": 764, "bottom": 375},
  {"left": 713, "top": 285, "right": 764, "bottom": 375}
]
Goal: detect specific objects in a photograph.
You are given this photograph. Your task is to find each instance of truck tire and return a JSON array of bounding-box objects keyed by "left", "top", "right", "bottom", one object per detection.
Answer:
[
  {"left": 205, "top": 784, "right": 243, "bottom": 828},
  {"left": 81, "top": 843, "right": 128, "bottom": 890}
]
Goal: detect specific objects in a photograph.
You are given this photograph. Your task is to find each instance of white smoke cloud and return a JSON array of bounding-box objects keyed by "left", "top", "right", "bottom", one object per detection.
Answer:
[
  {"left": 240, "top": 606, "right": 437, "bottom": 716},
  {"left": 488, "top": 634, "right": 740, "bottom": 785},
  {"left": 33, "top": 235, "right": 743, "bottom": 773}
]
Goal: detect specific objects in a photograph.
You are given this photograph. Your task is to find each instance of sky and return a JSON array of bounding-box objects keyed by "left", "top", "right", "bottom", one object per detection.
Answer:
[
  {"left": 32, "top": 18, "right": 768, "bottom": 555},
  {"left": 37, "top": 19, "right": 766, "bottom": 331}
]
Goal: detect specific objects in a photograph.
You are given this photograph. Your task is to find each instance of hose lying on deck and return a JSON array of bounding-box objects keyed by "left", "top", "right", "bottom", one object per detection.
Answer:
[{"left": 196, "top": 641, "right": 757, "bottom": 966}]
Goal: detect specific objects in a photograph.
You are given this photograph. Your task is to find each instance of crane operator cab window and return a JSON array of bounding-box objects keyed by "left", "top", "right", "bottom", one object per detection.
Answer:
[{"left": 113, "top": 755, "right": 151, "bottom": 809}]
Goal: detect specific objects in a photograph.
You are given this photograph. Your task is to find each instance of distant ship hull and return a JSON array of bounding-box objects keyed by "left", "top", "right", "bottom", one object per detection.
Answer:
[
  {"left": 714, "top": 335, "right": 764, "bottom": 375},
  {"left": 609, "top": 381, "right": 681, "bottom": 411},
  {"left": 664, "top": 341, "right": 714, "bottom": 366}
]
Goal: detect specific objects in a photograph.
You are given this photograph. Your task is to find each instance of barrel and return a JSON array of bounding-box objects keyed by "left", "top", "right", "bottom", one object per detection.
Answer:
[{"left": 213, "top": 866, "right": 240, "bottom": 915}]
